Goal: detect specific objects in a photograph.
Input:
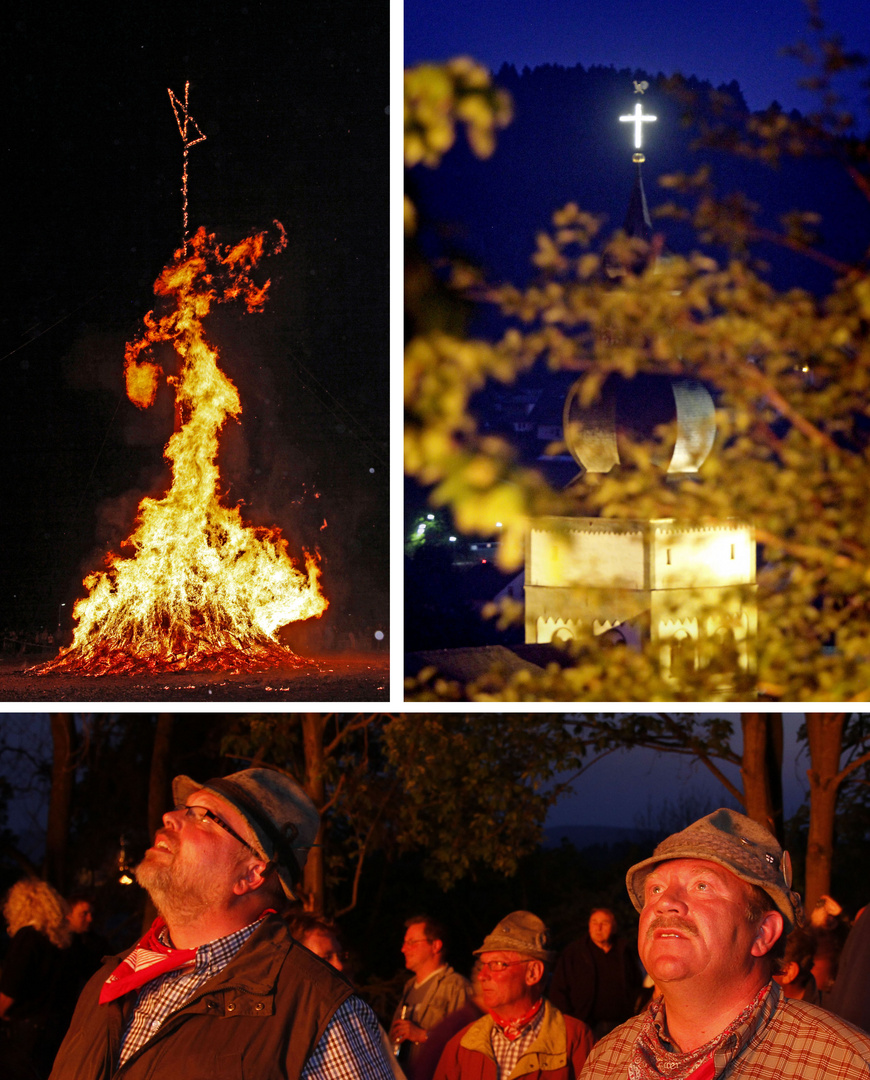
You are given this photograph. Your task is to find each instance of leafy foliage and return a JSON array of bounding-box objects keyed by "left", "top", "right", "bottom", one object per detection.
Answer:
[
  {"left": 381, "top": 715, "right": 586, "bottom": 887},
  {"left": 404, "top": 57, "right": 512, "bottom": 233},
  {"left": 223, "top": 714, "right": 598, "bottom": 906}
]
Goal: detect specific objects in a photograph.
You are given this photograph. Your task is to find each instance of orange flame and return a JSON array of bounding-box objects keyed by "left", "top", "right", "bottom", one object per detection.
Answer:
[{"left": 37, "top": 222, "right": 328, "bottom": 676}]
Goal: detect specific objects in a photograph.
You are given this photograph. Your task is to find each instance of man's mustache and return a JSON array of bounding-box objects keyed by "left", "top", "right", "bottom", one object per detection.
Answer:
[
  {"left": 645, "top": 916, "right": 698, "bottom": 939},
  {"left": 147, "top": 828, "right": 177, "bottom": 853}
]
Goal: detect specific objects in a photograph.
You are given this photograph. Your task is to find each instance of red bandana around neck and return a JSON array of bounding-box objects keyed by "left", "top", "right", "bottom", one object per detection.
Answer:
[
  {"left": 99, "top": 917, "right": 197, "bottom": 1004},
  {"left": 490, "top": 997, "right": 544, "bottom": 1041},
  {"left": 629, "top": 982, "right": 770, "bottom": 1080}
]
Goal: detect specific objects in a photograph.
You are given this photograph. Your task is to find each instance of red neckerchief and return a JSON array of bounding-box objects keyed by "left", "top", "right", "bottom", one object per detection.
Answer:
[
  {"left": 629, "top": 983, "right": 770, "bottom": 1080},
  {"left": 99, "top": 917, "right": 196, "bottom": 1004},
  {"left": 490, "top": 998, "right": 543, "bottom": 1041},
  {"left": 685, "top": 1060, "right": 715, "bottom": 1080}
]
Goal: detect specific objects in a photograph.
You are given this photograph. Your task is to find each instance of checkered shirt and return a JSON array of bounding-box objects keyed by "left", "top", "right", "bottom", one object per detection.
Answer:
[
  {"left": 491, "top": 1002, "right": 545, "bottom": 1080},
  {"left": 578, "top": 980, "right": 870, "bottom": 1080},
  {"left": 301, "top": 995, "right": 397, "bottom": 1080},
  {"left": 119, "top": 918, "right": 261, "bottom": 1065},
  {"left": 118, "top": 919, "right": 394, "bottom": 1079}
]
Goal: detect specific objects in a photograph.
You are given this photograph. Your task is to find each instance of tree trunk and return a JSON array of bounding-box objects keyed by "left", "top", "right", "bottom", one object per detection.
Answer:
[
  {"left": 740, "top": 714, "right": 784, "bottom": 841},
  {"left": 804, "top": 713, "right": 846, "bottom": 910},
  {"left": 142, "top": 715, "right": 174, "bottom": 932},
  {"left": 147, "top": 715, "right": 174, "bottom": 838},
  {"left": 45, "top": 715, "right": 76, "bottom": 890},
  {"left": 766, "top": 717, "right": 784, "bottom": 843},
  {"left": 301, "top": 713, "right": 326, "bottom": 915}
]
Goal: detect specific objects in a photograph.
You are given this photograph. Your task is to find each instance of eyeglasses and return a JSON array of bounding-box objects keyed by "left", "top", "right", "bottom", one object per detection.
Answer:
[
  {"left": 177, "top": 804, "right": 258, "bottom": 855},
  {"left": 477, "top": 959, "right": 531, "bottom": 974},
  {"left": 403, "top": 938, "right": 431, "bottom": 948}
]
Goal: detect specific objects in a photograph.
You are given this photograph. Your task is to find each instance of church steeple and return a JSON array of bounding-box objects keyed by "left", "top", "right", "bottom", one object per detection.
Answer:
[
  {"left": 623, "top": 159, "right": 653, "bottom": 241},
  {"left": 619, "top": 85, "right": 656, "bottom": 243}
]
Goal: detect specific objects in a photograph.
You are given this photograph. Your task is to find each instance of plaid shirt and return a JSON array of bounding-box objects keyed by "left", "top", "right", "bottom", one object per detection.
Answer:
[
  {"left": 491, "top": 1004, "right": 545, "bottom": 1080},
  {"left": 120, "top": 919, "right": 261, "bottom": 1065},
  {"left": 119, "top": 920, "right": 394, "bottom": 1080},
  {"left": 578, "top": 981, "right": 870, "bottom": 1080},
  {"left": 303, "top": 996, "right": 398, "bottom": 1080}
]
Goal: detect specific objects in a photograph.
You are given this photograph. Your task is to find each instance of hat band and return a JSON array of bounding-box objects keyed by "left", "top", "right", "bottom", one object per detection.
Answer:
[{"left": 208, "top": 776, "right": 304, "bottom": 886}]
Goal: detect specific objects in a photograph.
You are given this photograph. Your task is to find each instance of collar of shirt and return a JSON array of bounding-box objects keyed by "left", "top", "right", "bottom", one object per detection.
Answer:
[
  {"left": 119, "top": 916, "right": 267, "bottom": 1068},
  {"left": 491, "top": 1001, "right": 545, "bottom": 1079},
  {"left": 413, "top": 964, "right": 447, "bottom": 989},
  {"left": 629, "top": 981, "right": 775, "bottom": 1080}
]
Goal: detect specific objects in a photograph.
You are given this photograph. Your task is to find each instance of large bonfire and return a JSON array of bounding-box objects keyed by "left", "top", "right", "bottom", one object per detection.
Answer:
[{"left": 37, "top": 221, "right": 327, "bottom": 676}]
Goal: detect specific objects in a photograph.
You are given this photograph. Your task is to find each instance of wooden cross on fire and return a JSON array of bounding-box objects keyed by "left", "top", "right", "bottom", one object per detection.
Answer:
[{"left": 168, "top": 81, "right": 207, "bottom": 256}]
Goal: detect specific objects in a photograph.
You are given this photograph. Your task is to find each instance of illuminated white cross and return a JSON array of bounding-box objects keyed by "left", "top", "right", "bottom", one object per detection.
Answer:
[{"left": 620, "top": 102, "right": 657, "bottom": 149}]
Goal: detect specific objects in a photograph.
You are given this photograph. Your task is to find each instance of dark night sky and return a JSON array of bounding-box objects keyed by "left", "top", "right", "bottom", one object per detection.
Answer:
[
  {"left": 404, "top": 0, "right": 867, "bottom": 119},
  {"left": 1, "top": 2, "right": 388, "bottom": 645}
]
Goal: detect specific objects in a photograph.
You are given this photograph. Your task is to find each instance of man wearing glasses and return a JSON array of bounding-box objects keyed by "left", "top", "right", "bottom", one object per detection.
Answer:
[
  {"left": 434, "top": 911, "right": 593, "bottom": 1080},
  {"left": 390, "top": 916, "right": 471, "bottom": 1070},
  {"left": 49, "top": 768, "right": 395, "bottom": 1080}
]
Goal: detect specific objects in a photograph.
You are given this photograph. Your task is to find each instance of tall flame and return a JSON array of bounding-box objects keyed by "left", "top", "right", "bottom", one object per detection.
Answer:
[{"left": 37, "top": 222, "right": 328, "bottom": 676}]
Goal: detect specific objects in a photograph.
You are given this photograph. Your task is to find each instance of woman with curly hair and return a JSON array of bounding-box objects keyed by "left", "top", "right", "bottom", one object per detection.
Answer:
[{"left": 0, "top": 878, "right": 72, "bottom": 1079}]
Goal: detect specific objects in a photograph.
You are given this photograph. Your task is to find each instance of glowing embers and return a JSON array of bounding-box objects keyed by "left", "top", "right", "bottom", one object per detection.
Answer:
[{"left": 36, "top": 223, "right": 327, "bottom": 677}]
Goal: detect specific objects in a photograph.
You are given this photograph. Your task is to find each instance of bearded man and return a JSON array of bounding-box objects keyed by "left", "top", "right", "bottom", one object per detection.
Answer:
[{"left": 49, "top": 768, "right": 395, "bottom": 1080}]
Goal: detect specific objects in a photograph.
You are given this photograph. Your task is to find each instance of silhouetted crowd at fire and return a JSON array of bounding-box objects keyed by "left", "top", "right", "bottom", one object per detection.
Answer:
[{"left": 1, "top": 780, "right": 869, "bottom": 1080}]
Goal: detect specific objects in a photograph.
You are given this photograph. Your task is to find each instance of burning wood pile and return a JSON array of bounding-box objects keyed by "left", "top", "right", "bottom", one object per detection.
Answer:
[{"left": 36, "top": 223, "right": 327, "bottom": 676}]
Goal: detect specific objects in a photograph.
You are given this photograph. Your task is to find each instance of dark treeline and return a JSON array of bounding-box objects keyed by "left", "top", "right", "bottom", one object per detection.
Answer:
[{"left": 410, "top": 60, "right": 867, "bottom": 295}]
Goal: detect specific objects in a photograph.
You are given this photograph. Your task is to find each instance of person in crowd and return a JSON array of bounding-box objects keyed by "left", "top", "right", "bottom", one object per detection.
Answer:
[
  {"left": 0, "top": 878, "right": 72, "bottom": 1079},
  {"left": 549, "top": 907, "right": 642, "bottom": 1039},
  {"left": 807, "top": 892, "right": 851, "bottom": 994},
  {"left": 578, "top": 808, "right": 870, "bottom": 1079},
  {"left": 408, "top": 962, "right": 486, "bottom": 1080},
  {"left": 772, "top": 926, "right": 820, "bottom": 1003},
  {"left": 64, "top": 893, "right": 110, "bottom": 996},
  {"left": 434, "top": 911, "right": 593, "bottom": 1080},
  {"left": 390, "top": 916, "right": 471, "bottom": 1069},
  {"left": 285, "top": 912, "right": 346, "bottom": 972},
  {"left": 49, "top": 767, "right": 396, "bottom": 1080},
  {"left": 824, "top": 905, "right": 870, "bottom": 1033},
  {"left": 285, "top": 911, "right": 407, "bottom": 1078},
  {"left": 67, "top": 895, "right": 94, "bottom": 936}
]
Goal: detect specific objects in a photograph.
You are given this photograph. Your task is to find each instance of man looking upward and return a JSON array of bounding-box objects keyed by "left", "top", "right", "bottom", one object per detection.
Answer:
[
  {"left": 579, "top": 808, "right": 870, "bottom": 1080},
  {"left": 50, "top": 767, "right": 395, "bottom": 1080}
]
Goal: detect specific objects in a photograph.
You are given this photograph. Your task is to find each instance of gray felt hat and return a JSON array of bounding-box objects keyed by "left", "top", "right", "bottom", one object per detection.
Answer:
[
  {"left": 473, "top": 910, "right": 556, "bottom": 963},
  {"left": 625, "top": 807, "right": 802, "bottom": 933},
  {"left": 173, "top": 768, "right": 319, "bottom": 901}
]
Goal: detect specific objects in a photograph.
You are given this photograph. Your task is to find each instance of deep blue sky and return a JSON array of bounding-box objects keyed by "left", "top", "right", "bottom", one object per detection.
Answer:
[
  {"left": 546, "top": 715, "right": 808, "bottom": 828},
  {"left": 404, "top": 0, "right": 867, "bottom": 118}
]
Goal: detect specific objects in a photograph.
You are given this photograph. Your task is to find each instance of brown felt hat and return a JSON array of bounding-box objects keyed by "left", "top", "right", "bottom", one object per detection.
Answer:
[
  {"left": 626, "top": 808, "right": 802, "bottom": 933},
  {"left": 473, "top": 910, "right": 556, "bottom": 962},
  {"left": 173, "top": 768, "right": 319, "bottom": 901}
]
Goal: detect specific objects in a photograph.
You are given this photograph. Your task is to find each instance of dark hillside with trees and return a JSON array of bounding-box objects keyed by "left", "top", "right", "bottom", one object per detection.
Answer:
[{"left": 411, "top": 62, "right": 867, "bottom": 295}]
